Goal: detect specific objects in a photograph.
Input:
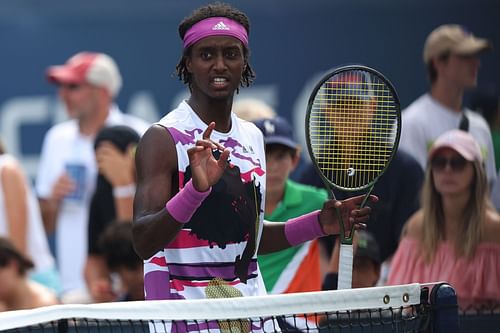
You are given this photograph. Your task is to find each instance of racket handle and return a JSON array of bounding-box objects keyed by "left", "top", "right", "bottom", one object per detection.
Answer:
[{"left": 338, "top": 243, "right": 353, "bottom": 289}]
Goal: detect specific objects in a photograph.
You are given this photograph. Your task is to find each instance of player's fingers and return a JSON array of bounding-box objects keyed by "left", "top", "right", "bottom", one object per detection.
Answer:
[
  {"left": 211, "top": 140, "right": 226, "bottom": 152},
  {"left": 202, "top": 122, "right": 216, "bottom": 140},
  {"left": 350, "top": 213, "right": 370, "bottom": 224},
  {"left": 351, "top": 206, "right": 371, "bottom": 218},
  {"left": 195, "top": 139, "right": 217, "bottom": 150},
  {"left": 187, "top": 145, "right": 208, "bottom": 157},
  {"left": 323, "top": 199, "right": 342, "bottom": 210},
  {"left": 217, "top": 148, "right": 231, "bottom": 168},
  {"left": 347, "top": 194, "right": 367, "bottom": 205}
]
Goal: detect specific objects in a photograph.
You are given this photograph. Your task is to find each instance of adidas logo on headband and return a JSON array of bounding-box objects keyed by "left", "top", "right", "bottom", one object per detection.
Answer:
[{"left": 212, "top": 21, "right": 230, "bottom": 31}]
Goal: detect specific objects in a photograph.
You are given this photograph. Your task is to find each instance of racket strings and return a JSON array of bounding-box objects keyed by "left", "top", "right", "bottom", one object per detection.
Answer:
[{"left": 308, "top": 70, "right": 399, "bottom": 189}]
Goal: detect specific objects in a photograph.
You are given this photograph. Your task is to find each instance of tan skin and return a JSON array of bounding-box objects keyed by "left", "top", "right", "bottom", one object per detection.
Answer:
[
  {"left": 0, "top": 260, "right": 59, "bottom": 311},
  {"left": 1, "top": 159, "right": 28, "bottom": 255},
  {"left": 430, "top": 54, "right": 481, "bottom": 112},
  {"left": 132, "top": 35, "right": 377, "bottom": 260}
]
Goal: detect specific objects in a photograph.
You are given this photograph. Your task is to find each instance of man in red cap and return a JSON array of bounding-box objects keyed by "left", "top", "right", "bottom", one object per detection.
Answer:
[{"left": 35, "top": 52, "right": 149, "bottom": 302}]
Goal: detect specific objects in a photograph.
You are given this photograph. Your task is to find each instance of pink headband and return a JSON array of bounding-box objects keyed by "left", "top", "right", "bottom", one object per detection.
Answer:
[{"left": 183, "top": 17, "right": 249, "bottom": 49}]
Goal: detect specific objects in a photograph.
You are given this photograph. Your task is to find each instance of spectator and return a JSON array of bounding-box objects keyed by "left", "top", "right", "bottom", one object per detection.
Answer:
[
  {"left": 0, "top": 140, "right": 60, "bottom": 294},
  {"left": 36, "top": 52, "right": 149, "bottom": 301},
  {"left": 232, "top": 98, "right": 276, "bottom": 121},
  {"left": 400, "top": 24, "right": 496, "bottom": 186},
  {"left": 387, "top": 129, "right": 500, "bottom": 310},
  {"left": 85, "top": 125, "right": 140, "bottom": 302},
  {"left": 0, "top": 237, "right": 59, "bottom": 311},
  {"left": 253, "top": 116, "right": 328, "bottom": 294},
  {"left": 98, "top": 221, "right": 144, "bottom": 301}
]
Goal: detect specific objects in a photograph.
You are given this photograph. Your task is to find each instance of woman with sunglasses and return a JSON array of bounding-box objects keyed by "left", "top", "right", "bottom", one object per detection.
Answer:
[{"left": 387, "top": 129, "right": 500, "bottom": 311}]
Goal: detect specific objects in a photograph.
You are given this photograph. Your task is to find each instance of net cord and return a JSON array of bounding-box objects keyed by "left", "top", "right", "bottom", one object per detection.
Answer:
[{"left": 0, "top": 284, "right": 422, "bottom": 331}]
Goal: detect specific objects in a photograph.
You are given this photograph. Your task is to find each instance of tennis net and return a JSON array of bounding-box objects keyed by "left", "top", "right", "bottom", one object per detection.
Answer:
[{"left": 0, "top": 283, "right": 458, "bottom": 333}]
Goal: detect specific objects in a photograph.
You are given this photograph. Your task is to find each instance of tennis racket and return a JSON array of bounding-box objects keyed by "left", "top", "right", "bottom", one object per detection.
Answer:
[{"left": 305, "top": 65, "right": 401, "bottom": 289}]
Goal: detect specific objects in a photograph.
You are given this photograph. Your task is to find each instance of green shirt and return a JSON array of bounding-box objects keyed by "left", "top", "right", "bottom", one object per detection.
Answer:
[{"left": 258, "top": 179, "right": 328, "bottom": 292}]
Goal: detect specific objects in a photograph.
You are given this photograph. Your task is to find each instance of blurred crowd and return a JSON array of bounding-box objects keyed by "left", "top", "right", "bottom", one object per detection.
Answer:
[{"left": 0, "top": 21, "right": 499, "bottom": 313}]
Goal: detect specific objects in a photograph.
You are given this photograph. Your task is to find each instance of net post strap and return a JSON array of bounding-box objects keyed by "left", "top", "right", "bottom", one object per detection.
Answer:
[{"left": 338, "top": 243, "right": 354, "bottom": 289}]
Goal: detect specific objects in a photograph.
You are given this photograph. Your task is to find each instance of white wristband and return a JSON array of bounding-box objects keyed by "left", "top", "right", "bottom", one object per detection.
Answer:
[{"left": 113, "top": 184, "right": 136, "bottom": 198}]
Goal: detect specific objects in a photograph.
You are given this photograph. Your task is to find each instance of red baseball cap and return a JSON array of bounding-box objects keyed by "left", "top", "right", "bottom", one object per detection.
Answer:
[{"left": 46, "top": 52, "right": 122, "bottom": 97}]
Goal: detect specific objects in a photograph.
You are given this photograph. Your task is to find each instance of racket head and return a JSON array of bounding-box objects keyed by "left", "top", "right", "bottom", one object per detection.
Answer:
[{"left": 305, "top": 65, "right": 401, "bottom": 193}]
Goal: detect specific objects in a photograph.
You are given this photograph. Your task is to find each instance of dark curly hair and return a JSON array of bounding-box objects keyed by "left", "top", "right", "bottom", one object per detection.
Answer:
[
  {"left": 98, "top": 221, "right": 142, "bottom": 271},
  {"left": 175, "top": 2, "right": 256, "bottom": 91}
]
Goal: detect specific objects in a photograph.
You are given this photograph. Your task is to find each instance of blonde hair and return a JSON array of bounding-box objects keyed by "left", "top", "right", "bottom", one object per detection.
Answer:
[
  {"left": 420, "top": 159, "right": 488, "bottom": 262},
  {"left": 232, "top": 98, "right": 276, "bottom": 121}
]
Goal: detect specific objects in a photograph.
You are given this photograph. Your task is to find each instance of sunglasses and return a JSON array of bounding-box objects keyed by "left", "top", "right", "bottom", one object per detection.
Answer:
[{"left": 431, "top": 155, "right": 468, "bottom": 172}]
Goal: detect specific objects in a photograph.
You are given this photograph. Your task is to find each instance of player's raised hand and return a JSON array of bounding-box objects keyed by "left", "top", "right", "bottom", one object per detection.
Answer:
[
  {"left": 187, "top": 122, "right": 230, "bottom": 192},
  {"left": 319, "top": 195, "right": 378, "bottom": 236}
]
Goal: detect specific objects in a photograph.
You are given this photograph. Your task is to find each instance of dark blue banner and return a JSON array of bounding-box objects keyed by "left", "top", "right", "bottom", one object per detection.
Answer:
[{"left": 0, "top": 0, "right": 498, "bottom": 178}]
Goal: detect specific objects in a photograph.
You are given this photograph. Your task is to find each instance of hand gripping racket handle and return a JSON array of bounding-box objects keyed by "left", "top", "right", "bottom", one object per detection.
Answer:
[{"left": 338, "top": 243, "right": 354, "bottom": 289}]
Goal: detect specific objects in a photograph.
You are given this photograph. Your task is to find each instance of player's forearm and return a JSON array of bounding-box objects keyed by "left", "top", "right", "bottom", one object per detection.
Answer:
[
  {"left": 258, "top": 221, "right": 289, "bottom": 254},
  {"left": 259, "top": 211, "right": 326, "bottom": 254},
  {"left": 132, "top": 210, "right": 183, "bottom": 260}
]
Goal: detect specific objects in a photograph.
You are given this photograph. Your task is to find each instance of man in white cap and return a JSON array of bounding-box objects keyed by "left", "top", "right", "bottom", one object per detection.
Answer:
[
  {"left": 400, "top": 24, "right": 496, "bottom": 186},
  {"left": 35, "top": 52, "right": 149, "bottom": 302}
]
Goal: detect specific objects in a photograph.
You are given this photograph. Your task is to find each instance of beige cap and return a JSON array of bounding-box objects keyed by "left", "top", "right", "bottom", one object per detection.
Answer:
[
  {"left": 428, "top": 129, "right": 483, "bottom": 163},
  {"left": 423, "top": 24, "right": 491, "bottom": 64}
]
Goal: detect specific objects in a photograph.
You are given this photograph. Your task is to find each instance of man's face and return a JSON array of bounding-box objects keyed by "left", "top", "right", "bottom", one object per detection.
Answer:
[
  {"left": 265, "top": 145, "right": 298, "bottom": 196},
  {"left": 439, "top": 53, "right": 481, "bottom": 89},
  {"left": 186, "top": 36, "right": 246, "bottom": 100},
  {"left": 58, "top": 82, "right": 100, "bottom": 120}
]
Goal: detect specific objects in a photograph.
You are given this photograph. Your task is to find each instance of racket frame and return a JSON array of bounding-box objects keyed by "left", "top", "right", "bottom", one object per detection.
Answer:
[{"left": 305, "top": 64, "right": 401, "bottom": 245}]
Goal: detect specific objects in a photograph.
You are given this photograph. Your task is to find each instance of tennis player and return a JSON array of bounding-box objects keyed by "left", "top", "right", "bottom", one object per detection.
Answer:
[{"left": 132, "top": 2, "right": 377, "bottom": 302}]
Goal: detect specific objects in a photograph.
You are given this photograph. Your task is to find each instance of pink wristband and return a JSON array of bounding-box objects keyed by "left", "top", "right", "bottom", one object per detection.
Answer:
[
  {"left": 284, "top": 210, "right": 326, "bottom": 246},
  {"left": 165, "top": 180, "right": 211, "bottom": 224}
]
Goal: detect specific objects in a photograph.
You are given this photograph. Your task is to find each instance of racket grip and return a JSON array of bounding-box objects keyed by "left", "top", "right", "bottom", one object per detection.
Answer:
[
  {"left": 338, "top": 243, "right": 353, "bottom": 289},
  {"left": 284, "top": 210, "right": 326, "bottom": 246},
  {"left": 165, "top": 179, "right": 211, "bottom": 224}
]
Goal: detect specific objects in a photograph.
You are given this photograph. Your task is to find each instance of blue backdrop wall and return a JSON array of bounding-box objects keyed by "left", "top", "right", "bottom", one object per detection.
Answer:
[{"left": 0, "top": 0, "right": 498, "bottom": 178}]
